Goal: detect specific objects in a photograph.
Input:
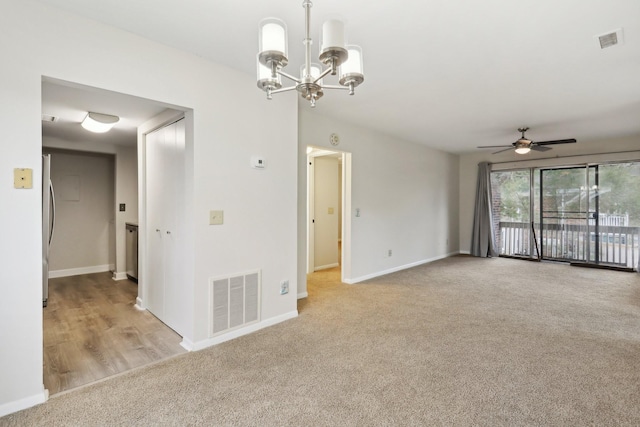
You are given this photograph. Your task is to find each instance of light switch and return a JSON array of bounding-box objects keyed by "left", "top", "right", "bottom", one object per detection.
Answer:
[
  {"left": 328, "top": 207, "right": 334, "bottom": 214},
  {"left": 209, "top": 210, "right": 224, "bottom": 225},
  {"left": 14, "top": 168, "right": 33, "bottom": 189}
]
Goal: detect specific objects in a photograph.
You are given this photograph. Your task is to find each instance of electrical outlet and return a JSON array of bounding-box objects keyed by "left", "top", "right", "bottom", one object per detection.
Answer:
[
  {"left": 388, "top": 249, "right": 392, "bottom": 257},
  {"left": 280, "top": 280, "right": 289, "bottom": 295}
]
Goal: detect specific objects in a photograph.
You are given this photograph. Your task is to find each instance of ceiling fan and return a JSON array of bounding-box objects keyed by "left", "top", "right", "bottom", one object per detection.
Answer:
[{"left": 478, "top": 127, "right": 577, "bottom": 154}]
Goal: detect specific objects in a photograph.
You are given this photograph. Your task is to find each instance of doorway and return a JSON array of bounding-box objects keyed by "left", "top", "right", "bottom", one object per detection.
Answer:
[
  {"left": 307, "top": 147, "right": 352, "bottom": 282},
  {"left": 41, "top": 77, "right": 187, "bottom": 394}
]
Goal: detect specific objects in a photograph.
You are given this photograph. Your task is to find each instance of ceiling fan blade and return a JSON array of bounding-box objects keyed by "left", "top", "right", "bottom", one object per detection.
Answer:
[
  {"left": 534, "top": 138, "right": 577, "bottom": 146},
  {"left": 530, "top": 145, "right": 552, "bottom": 152},
  {"left": 492, "top": 147, "right": 514, "bottom": 154},
  {"left": 477, "top": 145, "right": 513, "bottom": 149}
]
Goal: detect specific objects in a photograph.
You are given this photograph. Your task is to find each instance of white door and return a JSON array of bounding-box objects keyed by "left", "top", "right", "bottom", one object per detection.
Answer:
[
  {"left": 145, "top": 118, "right": 186, "bottom": 333},
  {"left": 163, "top": 119, "right": 186, "bottom": 330},
  {"left": 145, "top": 125, "right": 166, "bottom": 319},
  {"left": 314, "top": 156, "right": 340, "bottom": 270}
]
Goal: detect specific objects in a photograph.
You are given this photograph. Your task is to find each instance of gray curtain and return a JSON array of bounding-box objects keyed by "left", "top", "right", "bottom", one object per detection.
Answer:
[{"left": 470, "top": 162, "right": 498, "bottom": 257}]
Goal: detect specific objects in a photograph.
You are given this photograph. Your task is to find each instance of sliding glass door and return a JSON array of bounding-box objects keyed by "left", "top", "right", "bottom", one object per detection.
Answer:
[
  {"left": 492, "top": 161, "right": 640, "bottom": 269},
  {"left": 491, "top": 170, "right": 533, "bottom": 257},
  {"left": 539, "top": 167, "right": 592, "bottom": 263},
  {"left": 587, "top": 163, "right": 640, "bottom": 267}
]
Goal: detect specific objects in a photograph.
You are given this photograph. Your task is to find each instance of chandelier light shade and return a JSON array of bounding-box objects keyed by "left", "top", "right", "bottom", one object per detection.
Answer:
[
  {"left": 257, "top": 0, "right": 365, "bottom": 107},
  {"left": 339, "top": 45, "right": 364, "bottom": 94},
  {"left": 258, "top": 18, "right": 288, "bottom": 60},
  {"left": 320, "top": 19, "right": 345, "bottom": 55},
  {"left": 257, "top": 56, "right": 282, "bottom": 91},
  {"left": 81, "top": 112, "right": 119, "bottom": 133}
]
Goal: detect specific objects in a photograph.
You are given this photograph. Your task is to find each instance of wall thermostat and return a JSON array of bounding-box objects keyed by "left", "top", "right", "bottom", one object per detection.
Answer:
[
  {"left": 251, "top": 156, "right": 266, "bottom": 169},
  {"left": 329, "top": 133, "right": 340, "bottom": 146}
]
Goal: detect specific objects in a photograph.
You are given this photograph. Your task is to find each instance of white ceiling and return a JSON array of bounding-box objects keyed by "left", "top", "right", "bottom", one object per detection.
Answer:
[{"left": 38, "top": 0, "right": 640, "bottom": 153}]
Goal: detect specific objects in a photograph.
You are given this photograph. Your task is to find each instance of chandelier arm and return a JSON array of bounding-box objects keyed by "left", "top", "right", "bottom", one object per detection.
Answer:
[
  {"left": 313, "top": 67, "right": 333, "bottom": 84},
  {"left": 277, "top": 70, "right": 301, "bottom": 84},
  {"left": 270, "top": 86, "right": 299, "bottom": 95},
  {"left": 320, "top": 85, "right": 350, "bottom": 91}
]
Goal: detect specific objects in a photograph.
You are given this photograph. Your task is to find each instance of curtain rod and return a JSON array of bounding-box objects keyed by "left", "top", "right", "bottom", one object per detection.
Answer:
[{"left": 488, "top": 149, "right": 640, "bottom": 165}]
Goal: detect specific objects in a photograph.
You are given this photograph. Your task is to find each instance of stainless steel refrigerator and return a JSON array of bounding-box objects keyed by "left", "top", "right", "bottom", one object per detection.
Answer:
[{"left": 42, "top": 154, "right": 55, "bottom": 307}]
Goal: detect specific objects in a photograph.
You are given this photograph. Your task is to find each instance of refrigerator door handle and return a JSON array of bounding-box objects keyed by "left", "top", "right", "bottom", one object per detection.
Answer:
[{"left": 49, "top": 181, "right": 56, "bottom": 247}]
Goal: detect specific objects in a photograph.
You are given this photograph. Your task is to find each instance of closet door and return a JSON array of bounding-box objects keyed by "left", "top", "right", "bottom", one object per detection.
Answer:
[
  {"left": 144, "top": 118, "right": 186, "bottom": 334},
  {"left": 163, "top": 120, "right": 185, "bottom": 330},
  {"left": 145, "top": 126, "right": 166, "bottom": 319}
]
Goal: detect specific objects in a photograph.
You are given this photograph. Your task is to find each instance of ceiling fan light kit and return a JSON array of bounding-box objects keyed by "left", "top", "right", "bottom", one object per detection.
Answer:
[
  {"left": 478, "top": 126, "right": 577, "bottom": 155},
  {"left": 257, "top": 0, "right": 364, "bottom": 107},
  {"left": 514, "top": 140, "right": 531, "bottom": 154}
]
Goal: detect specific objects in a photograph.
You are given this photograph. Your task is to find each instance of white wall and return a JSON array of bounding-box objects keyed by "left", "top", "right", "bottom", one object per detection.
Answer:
[
  {"left": 44, "top": 150, "right": 114, "bottom": 275},
  {"left": 0, "top": 1, "right": 297, "bottom": 416},
  {"left": 458, "top": 135, "right": 640, "bottom": 254},
  {"left": 298, "top": 110, "right": 460, "bottom": 295}
]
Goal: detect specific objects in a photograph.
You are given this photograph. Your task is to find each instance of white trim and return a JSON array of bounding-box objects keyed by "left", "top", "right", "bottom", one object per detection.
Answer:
[
  {"left": 189, "top": 310, "right": 298, "bottom": 351},
  {"left": 49, "top": 264, "right": 111, "bottom": 278},
  {"left": 0, "top": 388, "right": 48, "bottom": 417},
  {"left": 297, "top": 291, "right": 308, "bottom": 299},
  {"left": 180, "top": 337, "right": 196, "bottom": 352},
  {"left": 344, "top": 253, "right": 459, "bottom": 284},
  {"left": 314, "top": 263, "right": 339, "bottom": 271},
  {"left": 134, "top": 297, "right": 145, "bottom": 310},
  {"left": 112, "top": 271, "right": 128, "bottom": 281},
  {"left": 459, "top": 250, "right": 471, "bottom": 255}
]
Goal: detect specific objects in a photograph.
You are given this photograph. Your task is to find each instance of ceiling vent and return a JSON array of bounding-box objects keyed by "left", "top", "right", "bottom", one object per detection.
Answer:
[
  {"left": 596, "top": 28, "right": 624, "bottom": 49},
  {"left": 41, "top": 114, "right": 58, "bottom": 123}
]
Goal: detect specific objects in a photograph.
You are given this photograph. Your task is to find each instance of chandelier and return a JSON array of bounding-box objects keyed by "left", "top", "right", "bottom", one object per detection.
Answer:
[{"left": 257, "top": 0, "right": 364, "bottom": 107}]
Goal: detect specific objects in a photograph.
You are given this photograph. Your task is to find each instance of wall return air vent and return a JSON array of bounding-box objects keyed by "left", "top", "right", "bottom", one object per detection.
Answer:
[
  {"left": 596, "top": 28, "right": 624, "bottom": 49},
  {"left": 209, "top": 270, "right": 261, "bottom": 337}
]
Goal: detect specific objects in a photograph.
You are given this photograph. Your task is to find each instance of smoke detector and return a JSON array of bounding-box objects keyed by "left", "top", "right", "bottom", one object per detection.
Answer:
[{"left": 595, "top": 28, "right": 624, "bottom": 49}]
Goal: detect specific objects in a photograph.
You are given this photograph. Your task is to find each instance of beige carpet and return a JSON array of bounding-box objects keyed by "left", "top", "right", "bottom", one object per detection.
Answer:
[{"left": 2, "top": 256, "right": 640, "bottom": 426}]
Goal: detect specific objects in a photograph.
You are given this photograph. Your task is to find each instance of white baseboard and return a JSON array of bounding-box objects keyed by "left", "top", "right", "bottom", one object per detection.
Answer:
[
  {"left": 49, "top": 264, "right": 111, "bottom": 279},
  {"left": 0, "top": 387, "right": 48, "bottom": 417},
  {"left": 344, "top": 252, "right": 458, "bottom": 284},
  {"left": 180, "top": 337, "right": 196, "bottom": 352},
  {"left": 134, "top": 297, "right": 145, "bottom": 310},
  {"left": 314, "top": 263, "right": 339, "bottom": 271},
  {"left": 297, "top": 292, "right": 308, "bottom": 299},
  {"left": 459, "top": 250, "right": 471, "bottom": 255},
  {"left": 112, "top": 271, "right": 128, "bottom": 281},
  {"left": 187, "top": 310, "right": 299, "bottom": 352}
]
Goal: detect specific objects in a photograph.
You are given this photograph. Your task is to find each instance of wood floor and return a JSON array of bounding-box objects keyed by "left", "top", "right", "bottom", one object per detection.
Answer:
[{"left": 43, "top": 272, "right": 186, "bottom": 395}]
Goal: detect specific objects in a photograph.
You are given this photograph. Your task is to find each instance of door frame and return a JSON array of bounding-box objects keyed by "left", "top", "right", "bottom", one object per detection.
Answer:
[{"left": 306, "top": 147, "right": 352, "bottom": 282}]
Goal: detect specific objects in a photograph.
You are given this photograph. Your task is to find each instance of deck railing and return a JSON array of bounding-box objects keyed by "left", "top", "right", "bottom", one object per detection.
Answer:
[{"left": 498, "top": 221, "right": 640, "bottom": 268}]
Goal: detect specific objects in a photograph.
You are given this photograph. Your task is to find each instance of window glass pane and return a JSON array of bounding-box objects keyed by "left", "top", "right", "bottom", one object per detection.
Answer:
[
  {"left": 491, "top": 170, "right": 531, "bottom": 257},
  {"left": 591, "top": 162, "right": 640, "bottom": 268}
]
